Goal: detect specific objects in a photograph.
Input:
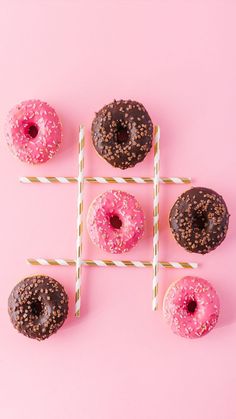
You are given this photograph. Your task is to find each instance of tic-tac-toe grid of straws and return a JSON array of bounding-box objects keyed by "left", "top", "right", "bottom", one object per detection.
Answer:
[{"left": 20, "top": 125, "right": 198, "bottom": 317}]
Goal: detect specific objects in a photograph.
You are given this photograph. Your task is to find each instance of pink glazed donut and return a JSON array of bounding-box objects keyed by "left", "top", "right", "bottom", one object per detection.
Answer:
[
  {"left": 163, "top": 276, "right": 220, "bottom": 338},
  {"left": 5, "top": 99, "right": 62, "bottom": 164},
  {"left": 87, "top": 190, "right": 145, "bottom": 254}
]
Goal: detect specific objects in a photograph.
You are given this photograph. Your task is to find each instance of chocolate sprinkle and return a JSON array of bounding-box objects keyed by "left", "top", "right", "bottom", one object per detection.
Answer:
[
  {"left": 91, "top": 99, "right": 153, "bottom": 169},
  {"left": 8, "top": 275, "right": 68, "bottom": 340},
  {"left": 169, "top": 187, "right": 230, "bottom": 254}
]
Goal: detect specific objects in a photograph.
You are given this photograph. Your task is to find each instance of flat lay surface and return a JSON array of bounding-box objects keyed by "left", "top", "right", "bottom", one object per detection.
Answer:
[{"left": 0, "top": 1, "right": 235, "bottom": 418}]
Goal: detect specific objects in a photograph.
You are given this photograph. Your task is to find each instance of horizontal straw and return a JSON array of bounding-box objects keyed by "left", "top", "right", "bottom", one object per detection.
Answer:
[
  {"left": 20, "top": 176, "right": 191, "bottom": 184},
  {"left": 85, "top": 177, "right": 190, "bottom": 184},
  {"left": 27, "top": 258, "right": 198, "bottom": 269}
]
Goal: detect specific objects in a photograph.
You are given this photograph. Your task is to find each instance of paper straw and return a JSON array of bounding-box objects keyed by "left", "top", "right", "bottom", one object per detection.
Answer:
[
  {"left": 27, "top": 258, "right": 198, "bottom": 269},
  {"left": 75, "top": 126, "right": 85, "bottom": 317},
  {"left": 19, "top": 176, "right": 77, "bottom": 183},
  {"left": 85, "top": 177, "right": 190, "bottom": 184},
  {"left": 152, "top": 126, "right": 160, "bottom": 311},
  {"left": 20, "top": 176, "right": 191, "bottom": 184}
]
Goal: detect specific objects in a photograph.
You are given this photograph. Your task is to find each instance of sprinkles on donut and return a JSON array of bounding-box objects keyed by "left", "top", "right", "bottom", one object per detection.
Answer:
[
  {"left": 8, "top": 275, "right": 68, "bottom": 340},
  {"left": 163, "top": 276, "right": 220, "bottom": 338},
  {"left": 5, "top": 99, "right": 62, "bottom": 164},
  {"left": 87, "top": 190, "right": 145, "bottom": 254},
  {"left": 169, "top": 187, "right": 229, "bottom": 254},
  {"left": 91, "top": 99, "right": 153, "bottom": 169}
]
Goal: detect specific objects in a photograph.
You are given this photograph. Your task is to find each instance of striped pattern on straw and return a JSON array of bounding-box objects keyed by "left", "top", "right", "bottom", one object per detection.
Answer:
[
  {"left": 20, "top": 176, "right": 191, "bottom": 184},
  {"left": 27, "top": 258, "right": 198, "bottom": 269},
  {"left": 85, "top": 177, "right": 190, "bottom": 184},
  {"left": 152, "top": 126, "right": 160, "bottom": 311},
  {"left": 75, "top": 126, "right": 85, "bottom": 317}
]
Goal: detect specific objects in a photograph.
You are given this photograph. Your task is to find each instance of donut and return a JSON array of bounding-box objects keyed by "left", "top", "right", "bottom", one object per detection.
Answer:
[
  {"left": 5, "top": 99, "right": 62, "bottom": 164},
  {"left": 169, "top": 187, "right": 229, "bottom": 254},
  {"left": 91, "top": 99, "right": 153, "bottom": 169},
  {"left": 87, "top": 190, "right": 145, "bottom": 253},
  {"left": 163, "top": 276, "right": 220, "bottom": 338},
  {"left": 8, "top": 275, "right": 68, "bottom": 340}
]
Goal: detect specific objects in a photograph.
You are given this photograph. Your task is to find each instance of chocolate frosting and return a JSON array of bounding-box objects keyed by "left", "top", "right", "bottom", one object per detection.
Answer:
[
  {"left": 8, "top": 275, "right": 68, "bottom": 340},
  {"left": 91, "top": 99, "right": 153, "bottom": 169},
  {"left": 169, "top": 187, "right": 229, "bottom": 254}
]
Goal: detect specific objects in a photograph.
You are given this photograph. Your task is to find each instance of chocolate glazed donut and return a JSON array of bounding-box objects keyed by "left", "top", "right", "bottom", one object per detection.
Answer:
[
  {"left": 169, "top": 187, "right": 230, "bottom": 254},
  {"left": 8, "top": 275, "right": 68, "bottom": 340},
  {"left": 91, "top": 99, "right": 153, "bottom": 169}
]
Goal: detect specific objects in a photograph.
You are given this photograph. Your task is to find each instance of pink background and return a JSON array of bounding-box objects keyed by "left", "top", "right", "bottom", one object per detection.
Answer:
[{"left": 0, "top": 1, "right": 235, "bottom": 418}]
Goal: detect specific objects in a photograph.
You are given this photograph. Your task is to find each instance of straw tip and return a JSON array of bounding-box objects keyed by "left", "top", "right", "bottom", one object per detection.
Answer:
[{"left": 154, "top": 125, "right": 160, "bottom": 135}]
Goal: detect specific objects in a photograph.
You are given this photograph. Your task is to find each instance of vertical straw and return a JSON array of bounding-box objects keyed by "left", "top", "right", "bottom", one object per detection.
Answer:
[
  {"left": 75, "top": 126, "right": 85, "bottom": 317},
  {"left": 152, "top": 126, "right": 160, "bottom": 310}
]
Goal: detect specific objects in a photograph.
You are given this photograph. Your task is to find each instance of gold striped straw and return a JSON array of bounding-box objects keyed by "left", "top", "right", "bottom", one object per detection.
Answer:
[
  {"left": 85, "top": 177, "right": 190, "bottom": 184},
  {"left": 75, "top": 126, "right": 85, "bottom": 317},
  {"left": 152, "top": 126, "right": 160, "bottom": 311},
  {"left": 20, "top": 176, "right": 191, "bottom": 184},
  {"left": 27, "top": 258, "right": 198, "bottom": 269}
]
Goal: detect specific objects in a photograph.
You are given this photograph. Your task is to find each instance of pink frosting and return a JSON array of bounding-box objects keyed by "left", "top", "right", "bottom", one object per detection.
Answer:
[
  {"left": 163, "top": 276, "right": 220, "bottom": 338},
  {"left": 87, "top": 190, "right": 145, "bottom": 254},
  {"left": 5, "top": 99, "right": 62, "bottom": 164}
]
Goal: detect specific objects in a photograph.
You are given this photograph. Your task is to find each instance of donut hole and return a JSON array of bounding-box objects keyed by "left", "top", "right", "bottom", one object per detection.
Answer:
[
  {"left": 30, "top": 300, "right": 43, "bottom": 317},
  {"left": 116, "top": 124, "right": 129, "bottom": 144},
  {"left": 192, "top": 212, "right": 208, "bottom": 230},
  {"left": 187, "top": 299, "right": 197, "bottom": 314},
  {"left": 110, "top": 214, "right": 122, "bottom": 229},
  {"left": 25, "top": 122, "right": 39, "bottom": 139}
]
